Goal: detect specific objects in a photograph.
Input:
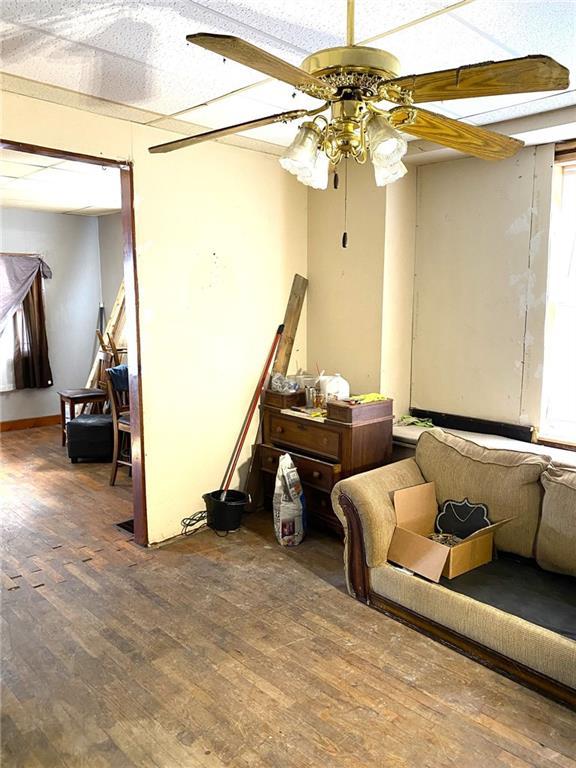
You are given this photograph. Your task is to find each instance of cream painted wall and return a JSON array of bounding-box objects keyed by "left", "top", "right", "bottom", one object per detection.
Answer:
[
  {"left": 307, "top": 161, "right": 386, "bottom": 393},
  {"left": 307, "top": 161, "right": 417, "bottom": 415},
  {"left": 381, "top": 171, "right": 417, "bottom": 416},
  {"left": 2, "top": 91, "right": 307, "bottom": 543},
  {"left": 412, "top": 145, "right": 554, "bottom": 426}
]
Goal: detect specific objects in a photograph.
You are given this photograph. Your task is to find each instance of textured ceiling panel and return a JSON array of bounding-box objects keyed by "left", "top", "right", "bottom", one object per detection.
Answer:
[
  {"left": 0, "top": 0, "right": 574, "bottom": 151},
  {"left": 451, "top": 0, "right": 576, "bottom": 65},
  {"left": 371, "top": 12, "right": 511, "bottom": 76},
  {"left": 0, "top": 19, "right": 266, "bottom": 112},
  {"left": 370, "top": 1, "right": 576, "bottom": 126},
  {"left": 0, "top": 151, "right": 121, "bottom": 213},
  {"left": 198, "top": 1, "right": 459, "bottom": 51}
]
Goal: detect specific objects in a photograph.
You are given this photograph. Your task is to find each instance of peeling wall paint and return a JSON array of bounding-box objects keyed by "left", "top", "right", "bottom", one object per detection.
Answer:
[{"left": 411, "top": 144, "right": 554, "bottom": 427}]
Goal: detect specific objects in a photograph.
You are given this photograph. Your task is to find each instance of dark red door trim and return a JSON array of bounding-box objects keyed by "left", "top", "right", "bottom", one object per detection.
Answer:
[{"left": 1, "top": 138, "right": 149, "bottom": 546}]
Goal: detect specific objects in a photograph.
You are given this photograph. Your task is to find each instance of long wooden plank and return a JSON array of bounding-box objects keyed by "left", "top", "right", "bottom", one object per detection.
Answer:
[
  {"left": 85, "top": 281, "right": 125, "bottom": 389},
  {"left": 272, "top": 274, "right": 308, "bottom": 376}
]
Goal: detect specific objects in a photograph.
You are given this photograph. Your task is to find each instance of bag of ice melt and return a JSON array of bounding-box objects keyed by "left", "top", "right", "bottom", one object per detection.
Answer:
[{"left": 273, "top": 453, "right": 306, "bottom": 546}]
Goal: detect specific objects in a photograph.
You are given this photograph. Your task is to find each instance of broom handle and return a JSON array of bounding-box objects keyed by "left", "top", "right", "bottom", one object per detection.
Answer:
[{"left": 220, "top": 324, "right": 284, "bottom": 492}]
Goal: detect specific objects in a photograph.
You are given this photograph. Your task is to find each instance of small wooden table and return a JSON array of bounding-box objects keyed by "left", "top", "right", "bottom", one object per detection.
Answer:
[{"left": 58, "top": 389, "right": 107, "bottom": 446}]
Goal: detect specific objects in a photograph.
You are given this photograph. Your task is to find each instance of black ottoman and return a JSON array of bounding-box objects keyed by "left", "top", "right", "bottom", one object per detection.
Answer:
[{"left": 66, "top": 414, "right": 113, "bottom": 463}]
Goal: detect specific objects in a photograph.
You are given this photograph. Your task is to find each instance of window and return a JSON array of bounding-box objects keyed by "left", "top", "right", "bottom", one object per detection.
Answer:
[
  {"left": 0, "top": 307, "right": 24, "bottom": 392},
  {"left": 540, "top": 154, "right": 576, "bottom": 443}
]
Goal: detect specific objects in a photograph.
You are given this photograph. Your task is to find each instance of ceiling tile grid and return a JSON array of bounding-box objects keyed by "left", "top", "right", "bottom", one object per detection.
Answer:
[
  {"left": 0, "top": 151, "right": 121, "bottom": 214},
  {"left": 0, "top": 0, "right": 574, "bottom": 147}
]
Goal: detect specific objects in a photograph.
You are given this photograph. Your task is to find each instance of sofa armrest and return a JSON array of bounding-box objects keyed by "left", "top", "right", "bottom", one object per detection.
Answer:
[{"left": 331, "top": 458, "right": 425, "bottom": 600}]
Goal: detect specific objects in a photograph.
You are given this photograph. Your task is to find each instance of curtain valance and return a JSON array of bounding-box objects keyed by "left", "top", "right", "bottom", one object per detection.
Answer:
[{"left": 0, "top": 253, "right": 52, "bottom": 335}]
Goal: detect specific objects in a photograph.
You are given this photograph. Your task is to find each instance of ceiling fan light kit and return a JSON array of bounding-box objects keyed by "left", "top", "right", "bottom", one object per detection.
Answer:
[{"left": 149, "top": 1, "right": 570, "bottom": 192}]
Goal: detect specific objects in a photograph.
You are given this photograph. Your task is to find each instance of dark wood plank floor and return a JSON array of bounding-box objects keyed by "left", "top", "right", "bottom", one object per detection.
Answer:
[{"left": 1, "top": 426, "right": 575, "bottom": 768}]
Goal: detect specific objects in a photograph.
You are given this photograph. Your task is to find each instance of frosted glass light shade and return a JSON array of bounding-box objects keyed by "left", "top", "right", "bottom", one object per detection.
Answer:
[
  {"left": 279, "top": 123, "right": 321, "bottom": 177},
  {"left": 366, "top": 115, "right": 407, "bottom": 166},
  {"left": 373, "top": 160, "right": 407, "bottom": 187},
  {"left": 297, "top": 149, "right": 329, "bottom": 189}
]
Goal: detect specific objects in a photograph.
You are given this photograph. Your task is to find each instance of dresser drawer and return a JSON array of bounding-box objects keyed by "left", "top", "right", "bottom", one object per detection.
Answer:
[
  {"left": 304, "top": 487, "right": 343, "bottom": 536},
  {"left": 268, "top": 414, "right": 341, "bottom": 460},
  {"left": 259, "top": 444, "right": 340, "bottom": 492}
]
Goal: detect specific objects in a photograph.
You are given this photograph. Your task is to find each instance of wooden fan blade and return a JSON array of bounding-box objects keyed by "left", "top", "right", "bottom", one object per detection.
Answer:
[
  {"left": 187, "top": 33, "right": 329, "bottom": 93},
  {"left": 389, "top": 107, "right": 524, "bottom": 160},
  {"left": 387, "top": 55, "right": 569, "bottom": 103},
  {"left": 149, "top": 109, "right": 307, "bottom": 154}
]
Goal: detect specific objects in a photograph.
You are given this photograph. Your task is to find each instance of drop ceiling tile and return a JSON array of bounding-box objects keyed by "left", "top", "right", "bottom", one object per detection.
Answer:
[
  {"left": 240, "top": 119, "right": 300, "bottom": 146},
  {"left": 69, "top": 207, "right": 120, "bottom": 215},
  {"left": 465, "top": 90, "right": 576, "bottom": 126},
  {"left": 176, "top": 85, "right": 318, "bottom": 130},
  {"left": 0, "top": 19, "right": 269, "bottom": 113},
  {"left": 423, "top": 89, "right": 576, "bottom": 122},
  {"left": 356, "top": 1, "right": 464, "bottom": 43},
  {"left": 245, "top": 80, "right": 320, "bottom": 110},
  {"left": 56, "top": 159, "right": 121, "bottom": 177},
  {"left": 177, "top": 93, "right": 287, "bottom": 128},
  {"left": 1, "top": 1, "right": 573, "bottom": 136},
  {"left": 450, "top": 1, "right": 576, "bottom": 70},
  {"left": 0, "top": 160, "right": 41, "bottom": 178},
  {"left": 0, "top": 175, "right": 19, "bottom": 189},
  {"left": 371, "top": 13, "right": 512, "bottom": 76},
  {"left": 0, "top": 149, "right": 61, "bottom": 167},
  {"left": 1, "top": 199, "right": 77, "bottom": 212},
  {"left": 0, "top": 161, "right": 121, "bottom": 212},
  {"left": 197, "top": 1, "right": 459, "bottom": 52}
]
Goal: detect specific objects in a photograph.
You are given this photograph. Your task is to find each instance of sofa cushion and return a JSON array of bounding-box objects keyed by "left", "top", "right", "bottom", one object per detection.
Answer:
[
  {"left": 536, "top": 466, "right": 576, "bottom": 577},
  {"left": 441, "top": 553, "right": 576, "bottom": 640},
  {"left": 370, "top": 563, "right": 576, "bottom": 689},
  {"left": 415, "top": 429, "right": 550, "bottom": 558}
]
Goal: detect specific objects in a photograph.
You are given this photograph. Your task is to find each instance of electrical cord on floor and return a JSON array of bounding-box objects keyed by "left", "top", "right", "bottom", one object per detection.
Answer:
[
  {"left": 181, "top": 511, "right": 206, "bottom": 536},
  {"left": 180, "top": 511, "right": 230, "bottom": 538}
]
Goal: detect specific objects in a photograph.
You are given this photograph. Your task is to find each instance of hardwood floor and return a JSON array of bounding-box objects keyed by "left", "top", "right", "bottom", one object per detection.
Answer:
[{"left": 1, "top": 426, "right": 575, "bottom": 768}]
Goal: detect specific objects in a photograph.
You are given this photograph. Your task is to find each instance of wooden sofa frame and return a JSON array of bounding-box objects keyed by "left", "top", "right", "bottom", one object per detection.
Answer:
[{"left": 339, "top": 492, "right": 576, "bottom": 710}]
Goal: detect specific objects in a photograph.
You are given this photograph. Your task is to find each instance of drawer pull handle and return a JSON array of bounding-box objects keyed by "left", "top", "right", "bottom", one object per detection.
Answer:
[
  {"left": 266, "top": 456, "right": 275, "bottom": 464},
  {"left": 320, "top": 499, "right": 327, "bottom": 507},
  {"left": 312, "top": 471, "right": 321, "bottom": 479},
  {"left": 322, "top": 438, "right": 328, "bottom": 445},
  {"left": 275, "top": 426, "right": 284, "bottom": 434}
]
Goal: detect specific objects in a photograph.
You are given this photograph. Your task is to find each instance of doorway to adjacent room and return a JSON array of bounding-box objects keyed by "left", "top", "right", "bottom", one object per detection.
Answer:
[{"left": 0, "top": 139, "right": 147, "bottom": 545}]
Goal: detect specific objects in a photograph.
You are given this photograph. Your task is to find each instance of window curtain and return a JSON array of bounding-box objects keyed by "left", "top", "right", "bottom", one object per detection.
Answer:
[{"left": 0, "top": 254, "right": 53, "bottom": 391}]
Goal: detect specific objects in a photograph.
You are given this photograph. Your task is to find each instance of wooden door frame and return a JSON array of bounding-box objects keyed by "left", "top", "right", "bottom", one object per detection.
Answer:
[{"left": 0, "top": 139, "right": 148, "bottom": 546}]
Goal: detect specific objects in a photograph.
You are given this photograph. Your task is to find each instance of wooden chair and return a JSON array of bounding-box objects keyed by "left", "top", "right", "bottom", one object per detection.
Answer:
[{"left": 105, "top": 366, "right": 131, "bottom": 486}]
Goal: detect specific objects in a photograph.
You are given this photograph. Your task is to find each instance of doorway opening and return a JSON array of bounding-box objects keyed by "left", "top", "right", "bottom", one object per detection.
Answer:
[{"left": 0, "top": 139, "right": 147, "bottom": 545}]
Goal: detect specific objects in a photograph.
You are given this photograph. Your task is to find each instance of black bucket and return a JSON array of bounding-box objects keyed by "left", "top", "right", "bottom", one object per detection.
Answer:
[{"left": 203, "top": 490, "right": 247, "bottom": 532}]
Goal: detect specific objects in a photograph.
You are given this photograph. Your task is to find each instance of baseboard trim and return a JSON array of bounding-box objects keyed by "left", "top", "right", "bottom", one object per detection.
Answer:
[{"left": 0, "top": 414, "right": 60, "bottom": 432}]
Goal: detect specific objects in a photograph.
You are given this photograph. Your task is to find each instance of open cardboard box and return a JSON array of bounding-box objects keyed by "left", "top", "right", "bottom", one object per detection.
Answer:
[{"left": 387, "top": 482, "right": 513, "bottom": 582}]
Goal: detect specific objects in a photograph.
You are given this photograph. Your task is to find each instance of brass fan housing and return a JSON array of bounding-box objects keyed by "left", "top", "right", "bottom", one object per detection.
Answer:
[{"left": 300, "top": 46, "right": 400, "bottom": 99}]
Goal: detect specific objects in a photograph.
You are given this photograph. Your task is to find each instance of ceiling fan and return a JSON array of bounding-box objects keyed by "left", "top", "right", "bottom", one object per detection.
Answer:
[{"left": 149, "top": 0, "right": 570, "bottom": 190}]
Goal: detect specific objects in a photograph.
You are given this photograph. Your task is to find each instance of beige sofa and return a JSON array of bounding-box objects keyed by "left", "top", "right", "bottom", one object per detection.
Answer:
[{"left": 332, "top": 428, "right": 576, "bottom": 706}]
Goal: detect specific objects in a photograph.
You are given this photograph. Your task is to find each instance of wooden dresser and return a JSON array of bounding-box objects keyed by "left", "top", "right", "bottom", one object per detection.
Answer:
[{"left": 258, "top": 394, "right": 393, "bottom": 535}]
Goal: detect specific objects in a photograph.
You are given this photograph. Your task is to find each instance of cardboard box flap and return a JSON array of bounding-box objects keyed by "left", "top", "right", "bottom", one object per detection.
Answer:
[
  {"left": 388, "top": 527, "right": 449, "bottom": 583},
  {"left": 463, "top": 517, "right": 514, "bottom": 542},
  {"left": 393, "top": 483, "right": 437, "bottom": 536}
]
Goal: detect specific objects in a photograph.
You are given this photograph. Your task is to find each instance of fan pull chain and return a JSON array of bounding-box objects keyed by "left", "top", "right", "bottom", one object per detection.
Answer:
[{"left": 342, "top": 160, "right": 348, "bottom": 248}]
